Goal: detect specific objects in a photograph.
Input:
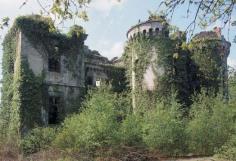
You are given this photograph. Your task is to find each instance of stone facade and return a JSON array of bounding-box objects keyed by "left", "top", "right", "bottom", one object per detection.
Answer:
[
  {"left": 2, "top": 15, "right": 231, "bottom": 129},
  {"left": 13, "top": 26, "right": 123, "bottom": 126},
  {"left": 125, "top": 18, "right": 231, "bottom": 110},
  {"left": 126, "top": 19, "right": 167, "bottom": 92}
]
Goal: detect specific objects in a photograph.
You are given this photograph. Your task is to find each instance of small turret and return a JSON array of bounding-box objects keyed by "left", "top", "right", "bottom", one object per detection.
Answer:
[{"left": 126, "top": 17, "right": 168, "bottom": 40}]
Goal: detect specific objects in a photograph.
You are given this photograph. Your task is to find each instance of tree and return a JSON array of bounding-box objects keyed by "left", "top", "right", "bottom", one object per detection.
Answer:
[
  {"left": 160, "top": 0, "right": 236, "bottom": 35},
  {"left": 25, "top": 0, "right": 91, "bottom": 21},
  {"left": 0, "top": 0, "right": 91, "bottom": 31},
  {"left": 0, "top": 17, "right": 9, "bottom": 29}
]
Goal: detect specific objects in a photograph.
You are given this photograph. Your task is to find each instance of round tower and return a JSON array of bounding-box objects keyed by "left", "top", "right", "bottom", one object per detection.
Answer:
[
  {"left": 190, "top": 27, "right": 231, "bottom": 98},
  {"left": 127, "top": 18, "right": 168, "bottom": 40},
  {"left": 124, "top": 16, "right": 170, "bottom": 112}
]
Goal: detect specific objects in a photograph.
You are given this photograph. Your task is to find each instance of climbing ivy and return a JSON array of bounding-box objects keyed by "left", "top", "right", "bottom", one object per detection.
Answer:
[
  {"left": 188, "top": 36, "right": 224, "bottom": 95},
  {"left": 122, "top": 30, "right": 192, "bottom": 109},
  {"left": 123, "top": 23, "right": 227, "bottom": 111},
  {"left": 0, "top": 15, "right": 88, "bottom": 139}
]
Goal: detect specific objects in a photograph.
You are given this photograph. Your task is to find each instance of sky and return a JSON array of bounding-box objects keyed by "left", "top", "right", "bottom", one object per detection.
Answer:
[{"left": 0, "top": 0, "right": 236, "bottom": 75}]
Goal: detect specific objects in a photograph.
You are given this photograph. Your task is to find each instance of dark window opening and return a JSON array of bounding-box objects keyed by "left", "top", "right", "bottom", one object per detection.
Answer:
[
  {"left": 155, "top": 28, "right": 159, "bottom": 33},
  {"left": 165, "top": 31, "right": 169, "bottom": 37},
  {"left": 149, "top": 28, "right": 153, "bottom": 36},
  {"left": 137, "top": 32, "right": 140, "bottom": 36},
  {"left": 48, "top": 57, "right": 60, "bottom": 72},
  {"left": 86, "top": 76, "right": 93, "bottom": 85},
  {"left": 48, "top": 97, "right": 60, "bottom": 124},
  {"left": 143, "top": 30, "right": 147, "bottom": 35}
]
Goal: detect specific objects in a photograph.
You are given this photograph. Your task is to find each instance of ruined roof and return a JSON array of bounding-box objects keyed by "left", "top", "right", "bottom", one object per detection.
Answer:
[
  {"left": 126, "top": 19, "right": 168, "bottom": 37},
  {"left": 193, "top": 31, "right": 220, "bottom": 40}
]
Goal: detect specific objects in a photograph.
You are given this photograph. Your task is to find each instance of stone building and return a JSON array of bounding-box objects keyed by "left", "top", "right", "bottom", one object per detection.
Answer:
[
  {"left": 190, "top": 27, "right": 231, "bottom": 98},
  {"left": 1, "top": 15, "right": 125, "bottom": 130},
  {"left": 1, "top": 15, "right": 231, "bottom": 130},
  {"left": 124, "top": 17, "right": 231, "bottom": 110}
]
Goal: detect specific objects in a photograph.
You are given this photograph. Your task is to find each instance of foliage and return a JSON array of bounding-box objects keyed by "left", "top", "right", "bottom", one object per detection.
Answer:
[
  {"left": 13, "top": 15, "right": 86, "bottom": 58},
  {"left": 148, "top": 11, "right": 168, "bottom": 25},
  {"left": 22, "top": 127, "right": 56, "bottom": 154},
  {"left": 188, "top": 38, "right": 223, "bottom": 95},
  {"left": 215, "top": 134, "right": 236, "bottom": 161},
  {"left": 54, "top": 86, "right": 130, "bottom": 150},
  {"left": 19, "top": 0, "right": 91, "bottom": 22},
  {"left": 106, "top": 66, "right": 128, "bottom": 93},
  {"left": 123, "top": 28, "right": 193, "bottom": 107},
  {"left": 134, "top": 90, "right": 157, "bottom": 114},
  {"left": 0, "top": 17, "right": 9, "bottom": 29},
  {"left": 1, "top": 15, "right": 88, "bottom": 134},
  {"left": 118, "top": 114, "right": 143, "bottom": 146},
  {"left": 142, "top": 99, "right": 187, "bottom": 156},
  {"left": 160, "top": 0, "right": 236, "bottom": 32},
  {"left": 67, "top": 25, "right": 87, "bottom": 40},
  {"left": 186, "top": 93, "right": 235, "bottom": 155},
  {"left": 20, "top": 60, "right": 44, "bottom": 130}
]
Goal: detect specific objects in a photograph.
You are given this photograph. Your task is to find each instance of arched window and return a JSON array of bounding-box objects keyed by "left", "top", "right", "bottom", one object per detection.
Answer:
[
  {"left": 149, "top": 28, "right": 153, "bottom": 36},
  {"left": 86, "top": 76, "right": 93, "bottom": 85},
  {"left": 137, "top": 32, "right": 140, "bottom": 36},
  {"left": 48, "top": 97, "right": 60, "bottom": 124},
  {"left": 48, "top": 57, "right": 60, "bottom": 73},
  {"left": 143, "top": 29, "right": 147, "bottom": 35},
  {"left": 165, "top": 31, "right": 169, "bottom": 37}
]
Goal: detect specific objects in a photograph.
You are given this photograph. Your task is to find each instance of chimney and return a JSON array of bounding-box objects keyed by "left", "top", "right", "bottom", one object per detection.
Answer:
[{"left": 213, "top": 27, "right": 221, "bottom": 37}]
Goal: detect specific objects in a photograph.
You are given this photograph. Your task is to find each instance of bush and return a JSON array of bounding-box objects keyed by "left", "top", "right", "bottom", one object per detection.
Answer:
[
  {"left": 215, "top": 135, "right": 236, "bottom": 161},
  {"left": 22, "top": 127, "right": 56, "bottom": 154},
  {"left": 142, "top": 100, "right": 187, "bottom": 155},
  {"left": 186, "top": 94, "right": 234, "bottom": 155},
  {"left": 118, "top": 114, "right": 143, "bottom": 146},
  {"left": 54, "top": 87, "right": 129, "bottom": 150}
]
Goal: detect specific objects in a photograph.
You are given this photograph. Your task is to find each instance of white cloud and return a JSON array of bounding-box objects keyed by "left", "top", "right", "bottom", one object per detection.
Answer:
[
  {"left": 228, "top": 57, "right": 236, "bottom": 69},
  {"left": 89, "top": 0, "right": 126, "bottom": 14},
  {"left": 101, "top": 41, "right": 124, "bottom": 59}
]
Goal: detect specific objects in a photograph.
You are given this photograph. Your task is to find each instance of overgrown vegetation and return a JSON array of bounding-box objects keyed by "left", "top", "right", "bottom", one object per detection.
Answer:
[
  {"left": 142, "top": 99, "right": 187, "bottom": 155},
  {"left": 186, "top": 94, "right": 234, "bottom": 155},
  {"left": 54, "top": 87, "right": 128, "bottom": 150},
  {"left": 0, "top": 13, "right": 235, "bottom": 161},
  {"left": 15, "top": 86, "right": 236, "bottom": 160},
  {"left": 22, "top": 127, "right": 56, "bottom": 154},
  {"left": 0, "top": 15, "right": 88, "bottom": 157}
]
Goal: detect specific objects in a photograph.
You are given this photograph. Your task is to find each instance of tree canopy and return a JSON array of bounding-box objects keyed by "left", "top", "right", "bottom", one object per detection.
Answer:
[
  {"left": 160, "top": 0, "right": 236, "bottom": 35},
  {"left": 0, "top": 0, "right": 92, "bottom": 30}
]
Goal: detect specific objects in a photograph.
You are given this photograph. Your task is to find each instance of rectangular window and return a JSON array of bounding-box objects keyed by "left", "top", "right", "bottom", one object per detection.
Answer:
[
  {"left": 48, "top": 96, "right": 60, "bottom": 124},
  {"left": 48, "top": 57, "right": 60, "bottom": 72}
]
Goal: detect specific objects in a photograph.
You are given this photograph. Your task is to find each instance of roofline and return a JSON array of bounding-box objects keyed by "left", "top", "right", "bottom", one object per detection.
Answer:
[{"left": 126, "top": 20, "right": 162, "bottom": 38}]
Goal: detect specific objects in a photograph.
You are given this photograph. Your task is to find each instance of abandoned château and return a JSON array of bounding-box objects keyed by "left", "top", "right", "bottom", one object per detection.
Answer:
[{"left": 1, "top": 15, "right": 231, "bottom": 130}]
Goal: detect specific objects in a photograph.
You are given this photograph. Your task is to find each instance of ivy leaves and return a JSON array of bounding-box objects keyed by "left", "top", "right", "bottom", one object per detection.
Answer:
[
  {"left": 233, "top": 21, "right": 236, "bottom": 43},
  {"left": 160, "top": 0, "right": 236, "bottom": 35},
  {"left": 0, "top": 17, "right": 9, "bottom": 29},
  {"left": 29, "top": 0, "right": 91, "bottom": 22}
]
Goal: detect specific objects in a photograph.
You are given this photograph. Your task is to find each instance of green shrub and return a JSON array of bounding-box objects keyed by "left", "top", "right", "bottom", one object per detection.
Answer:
[
  {"left": 54, "top": 87, "right": 128, "bottom": 150},
  {"left": 118, "top": 114, "right": 143, "bottom": 146},
  {"left": 22, "top": 127, "right": 56, "bottom": 154},
  {"left": 186, "top": 94, "right": 234, "bottom": 155},
  {"left": 142, "top": 100, "right": 186, "bottom": 155},
  {"left": 215, "top": 135, "right": 236, "bottom": 161}
]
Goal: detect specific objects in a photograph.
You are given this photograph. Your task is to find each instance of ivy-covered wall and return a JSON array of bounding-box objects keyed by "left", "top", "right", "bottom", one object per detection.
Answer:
[
  {"left": 1, "top": 15, "right": 127, "bottom": 133},
  {"left": 123, "top": 32, "right": 193, "bottom": 109},
  {"left": 189, "top": 32, "right": 230, "bottom": 98},
  {"left": 123, "top": 18, "right": 230, "bottom": 111}
]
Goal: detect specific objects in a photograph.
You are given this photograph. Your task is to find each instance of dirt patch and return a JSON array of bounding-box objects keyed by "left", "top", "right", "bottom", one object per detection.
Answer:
[{"left": 20, "top": 147, "right": 217, "bottom": 161}]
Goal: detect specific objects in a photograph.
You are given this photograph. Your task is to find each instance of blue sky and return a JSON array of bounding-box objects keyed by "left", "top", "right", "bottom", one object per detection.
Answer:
[{"left": 0, "top": 0, "right": 236, "bottom": 73}]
